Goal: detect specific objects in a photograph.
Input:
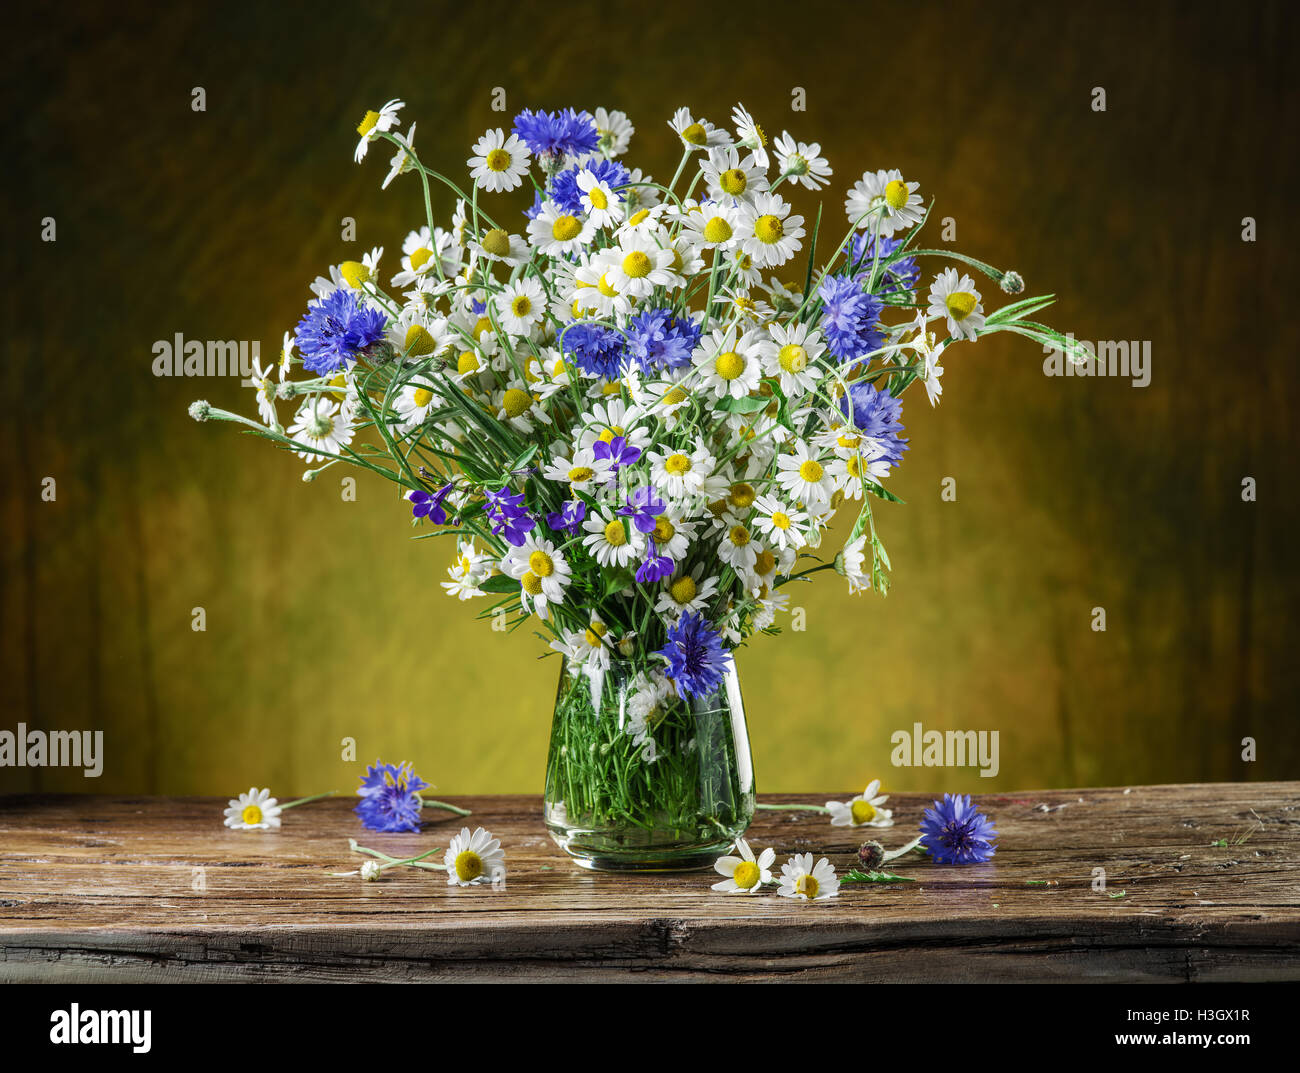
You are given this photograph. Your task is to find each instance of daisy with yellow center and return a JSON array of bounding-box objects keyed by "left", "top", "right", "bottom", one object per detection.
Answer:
[
  {"left": 354, "top": 99, "right": 404, "bottom": 162},
  {"left": 730, "top": 103, "right": 770, "bottom": 169},
  {"left": 576, "top": 167, "right": 625, "bottom": 229},
  {"left": 444, "top": 826, "right": 506, "bottom": 887},
  {"left": 669, "top": 107, "right": 732, "bottom": 151},
  {"left": 504, "top": 535, "right": 572, "bottom": 620},
  {"left": 593, "top": 233, "right": 676, "bottom": 299},
  {"left": 467, "top": 128, "right": 531, "bottom": 193},
  {"left": 594, "top": 106, "right": 634, "bottom": 157},
  {"left": 581, "top": 507, "right": 646, "bottom": 568},
  {"left": 694, "top": 326, "right": 764, "bottom": 400},
  {"left": 711, "top": 837, "right": 776, "bottom": 894},
  {"left": 442, "top": 538, "right": 490, "bottom": 601},
  {"left": 223, "top": 787, "right": 283, "bottom": 831},
  {"left": 540, "top": 445, "right": 611, "bottom": 491},
  {"left": 773, "top": 130, "right": 832, "bottom": 191},
  {"left": 528, "top": 199, "right": 596, "bottom": 257},
  {"left": 775, "top": 439, "right": 834, "bottom": 508},
  {"left": 751, "top": 494, "right": 808, "bottom": 552},
  {"left": 493, "top": 380, "right": 549, "bottom": 434},
  {"left": 736, "top": 191, "right": 805, "bottom": 269},
  {"left": 683, "top": 200, "right": 742, "bottom": 251},
  {"left": 393, "top": 377, "right": 442, "bottom": 432},
  {"left": 495, "top": 277, "right": 546, "bottom": 338},
  {"left": 829, "top": 446, "right": 893, "bottom": 500},
  {"left": 826, "top": 779, "right": 894, "bottom": 828},
  {"left": 760, "top": 321, "right": 826, "bottom": 396},
  {"left": 776, "top": 853, "right": 839, "bottom": 901},
  {"left": 649, "top": 439, "right": 716, "bottom": 500},
  {"left": 927, "top": 267, "right": 986, "bottom": 342},
  {"left": 719, "top": 521, "right": 758, "bottom": 572},
  {"left": 844, "top": 167, "right": 923, "bottom": 237},
  {"left": 701, "top": 146, "right": 767, "bottom": 205},
  {"left": 654, "top": 566, "right": 719, "bottom": 619}
]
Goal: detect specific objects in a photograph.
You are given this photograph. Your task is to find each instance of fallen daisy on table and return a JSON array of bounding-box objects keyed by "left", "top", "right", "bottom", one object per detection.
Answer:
[
  {"left": 776, "top": 853, "right": 840, "bottom": 901},
  {"left": 711, "top": 837, "right": 776, "bottom": 894},
  {"left": 826, "top": 779, "right": 894, "bottom": 828},
  {"left": 222, "top": 787, "right": 336, "bottom": 831},
  {"left": 445, "top": 826, "right": 507, "bottom": 887}
]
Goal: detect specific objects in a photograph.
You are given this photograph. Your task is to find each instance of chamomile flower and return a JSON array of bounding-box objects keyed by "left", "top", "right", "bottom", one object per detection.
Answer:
[
  {"left": 288, "top": 397, "right": 354, "bottom": 463},
  {"left": 845, "top": 168, "right": 924, "bottom": 237},
  {"left": 827, "top": 779, "right": 894, "bottom": 828},
  {"left": 647, "top": 510, "right": 696, "bottom": 561},
  {"left": 829, "top": 448, "right": 892, "bottom": 499},
  {"left": 694, "top": 327, "right": 764, "bottom": 400},
  {"left": 578, "top": 398, "right": 651, "bottom": 453},
  {"left": 354, "top": 99, "right": 404, "bottom": 162},
  {"left": 719, "top": 521, "right": 759, "bottom": 572},
  {"left": 736, "top": 192, "right": 804, "bottom": 269},
  {"left": 495, "top": 278, "right": 547, "bottom": 337},
  {"left": 776, "top": 853, "right": 839, "bottom": 901},
  {"left": 839, "top": 534, "right": 872, "bottom": 594},
  {"left": 730, "top": 103, "right": 769, "bottom": 169},
  {"left": 927, "top": 267, "right": 985, "bottom": 342},
  {"left": 701, "top": 147, "right": 767, "bottom": 205},
  {"left": 775, "top": 440, "right": 834, "bottom": 508},
  {"left": 393, "top": 379, "right": 442, "bottom": 432},
  {"left": 773, "top": 131, "right": 832, "bottom": 190},
  {"left": 442, "top": 539, "right": 490, "bottom": 600},
  {"left": 493, "top": 382, "right": 549, "bottom": 434},
  {"left": 751, "top": 494, "right": 808, "bottom": 551},
  {"left": 541, "top": 444, "right": 611, "bottom": 493},
  {"left": 655, "top": 566, "right": 719, "bottom": 621},
  {"left": 528, "top": 200, "right": 596, "bottom": 257},
  {"left": 470, "top": 227, "right": 531, "bottom": 267},
  {"left": 445, "top": 826, "right": 506, "bottom": 887},
  {"left": 711, "top": 838, "right": 776, "bottom": 893},
  {"left": 468, "top": 128, "right": 531, "bottom": 193},
  {"left": 504, "top": 535, "right": 572, "bottom": 619},
  {"left": 381, "top": 123, "right": 418, "bottom": 189},
  {"left": 906, "top": 314, "right": 946, "bottom": 406},
  {"left": 247, "top": 358, "right": 278, "bottom": 426},
  {"left": 224, "top": 787, "right": 282, "bottom": 831},
  {"left": 551, "top": 619, "right": 614, "bottom": 672},
  {"left": 759, "top": 321, "right": 826, "bottom": 397},
  {"left": 577, "top": 167, "right": 624, "bottom": 229},
  {"left": 593, "top": 232, "right": 676, "bottom": 299},
  {"left": 582, "top": 507, "right": 646, "bottom": 568},
  {"left": 649, "top": 439, "right": 716, "bottom": 501},
  {"left": 594, "top": 107, "right": 634, "bottom": 157},
  {"left": 682, "top": 200, "right": 743, "bottom": 251},
  {"left": 669, "top": 107, "right": 731, "bottom": 151}
]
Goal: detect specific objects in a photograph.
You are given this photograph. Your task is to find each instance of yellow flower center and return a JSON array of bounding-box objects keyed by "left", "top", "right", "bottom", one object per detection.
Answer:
[
  {"left": 552, "top": 215, "right": 582, "bottom": 242},
  {"left": 729, "top": 524, "right": 750, "bottom": 547},
  {"left": 485, "top": 148, "right": 512, "bottom": 173},
  {"left": 597, "top": 273, "right": 619, "bottom": 297},
  {"left": 771, "top": 511, "right": 791, "bottom": 530},
  {"left": 715, "top": 351, "right": 745, "bottom": 380},
  {"left": 568, "top": 466, "right": 594, "bottom": 483},
  {"left": 664, "top": 453, "right": 692, "bottom": 476},
  {"left": 703, "top": 217, "right": 734, "bottom": 244},
  {"left": 457, "top": 351, "right": 480, "bottom": 375},
  {"left": 411, "top": 386, "right": 434, "bottom": 408},
  {"left": 729, "top": 482, "right": 756, "bottom": 508},
  {"left": 794, "top": 873, "right": 819, "bottom": 898},
  {"left": 622, "top": 251, "right": 652, "bottom": 279},
  {"left": 603, "top": 520, "right": 628, "bottom": 547},
  {"left": 662, "top": 386, "right": 688, "bottom": 406},
  {"left": 454, "top": 849, "right": 484, "bottom": 882},
  {"left": 584, "top": 621, "right": 607, "bottom": 647},
  {"left": 510, "top": 294, "right": 533, "bottom": 318},
  {"left": 798, "top": 459, "right": 824, "bottom": 482},
  {"left": 520, "top": 571, "right": 543, "bottom": 596},
  {"left": 719, "top": 168, "right": 748, "bottom": 197},
  {"left": 587, "top": 186, "right": 609, "bottom": 211},
  {"left": 851, "top": 799, "right": 877, "bottom": 824},
  {"left": 409, "top": 246, "right": 434, "bottom": 271},
  {"left": 945, "top": 291, "right": 977, "bottom": 321},
  {"left": 340, "top": 261, "right": 370, "bottom": 288},
  {"left": 778, "top": 344, "right": 808, "bottom": 373},
  {"left": 670, "top": 576, "right": 697, "bottom": 605},
  {"left": 754, "top": 214, "right": 784, "bottom": 244},
  {"left": 241, "top": 804, "right": 263, "bottom": 825},
  {"left": 597, "top": 425, "right": 625, "bottom": 442},
  {"left": 356, "top": 110, "right": 380, "bottom": 136},
  {"left": 837, "top": 432, "right": 862, "bottom": 449},
  {"left": 502, "top": 388, "right": 531, "bottom": 418},
  {"left": 847, "top": 456, "right": 862, "bottom": 478},
  {"left": 481, "top": 229, "right": 511, "bottom": 258},
  {"left": 527, "top": 550, "right": 554, "bottom": 578},
  {"left": 754, "top": 548, "right": 776, "bottom": 575},
  {"left": 473, "top": 316, "right": 494, "bottom": 339},
  {"left": 884, "top": 179, "right": 911, "bottom": 211},
  {"left": 733, "top": 861, "right": 761, "bottom": 889},
  {"left": 405, "top": 325, "right": 436, "bottom": 357},
  {"left": 681, "top": 122, "right": 707, "bottom": 145},
  {"left": 628, "top": 208, "right": 651, "bottom": 226},
  {"left": 653, "top": 516, "right": 676, "bottom": 543}
]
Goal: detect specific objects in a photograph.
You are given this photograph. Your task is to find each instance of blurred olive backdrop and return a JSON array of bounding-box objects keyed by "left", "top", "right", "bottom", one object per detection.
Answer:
[{"left": 3, "top": 1, "right": 1297, "bottom": 797}]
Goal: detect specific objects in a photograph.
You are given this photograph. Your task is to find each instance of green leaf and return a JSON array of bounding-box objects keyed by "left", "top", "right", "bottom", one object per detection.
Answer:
[
  {"left": 863, "top": 480, "right": 905, "bottom": 505},
  {"left": 840, "top": 869, "right": 916, "bottom": 884},
  {"left": 479, "top": 574, "right": 521, "bottom": 594},
  {"left": 712, "top": 394, "right": 771, "bottom": 415}
]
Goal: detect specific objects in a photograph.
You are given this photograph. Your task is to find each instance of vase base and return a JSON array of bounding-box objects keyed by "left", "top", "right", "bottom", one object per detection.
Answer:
[{"left": 548, "top": 830, "right": 734, "bottom": 872}]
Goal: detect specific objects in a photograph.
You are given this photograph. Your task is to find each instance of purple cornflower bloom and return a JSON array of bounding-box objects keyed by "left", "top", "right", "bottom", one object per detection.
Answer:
[
  {"left": 549, "top": 157, "right": 630, "bottom": 215},
  {"left": 656, "top": 611, "right": 733, "bottom": 701},
  {"left": 295, "top": 288, "right": 387, "bottom": 375},
  {"left": 547, "top": 499, "right": 587, "bottom": 534},
  {"left": 625, "top": 308, "right": 701, "bottom": 372},
  {"left": 354, "top": 760, "right": 428, "bottom": 833},
  {"left": 919, "top": 794, "right": 998, "bottom": 864},
  {"left": 845, "top": 232, "right": 920, "bottom": 295},
  {"left": 406, "top": 483, "right": 454, "bottom": 523},
  {"left": 635, "top": 541, "right": 676, "bottom": 584},
  {"left": 561, "top": 322, "right": 630, "bottom": 380},
  {"left": 483, "top": 487, "right": 535, "bottom": 546},
  {"left": 619, "top": 485, "right": 665, "bottom": 534},
  {"left": 592, "top": 435, "right": 641, "bottom": 470},
  {"left": 512, "top": 108, "right": 599, "bottom": 159},
  {"left": 818, "top": 275, "right": 883, "bottom": 363},
  {"left": 839, "top": 382, "right": 909, "bottom": 467}
]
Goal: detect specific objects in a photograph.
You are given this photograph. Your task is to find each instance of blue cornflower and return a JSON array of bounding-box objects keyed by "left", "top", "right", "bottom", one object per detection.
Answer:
[
  {"left": 549, "top": 157, "right": 630, "bottom": 215},
  {"left": 561, "top": 322, "right": 629, "bottom": 381},
  {"left": 483, "top": 487, "right": 535, "bottom": 546},
  {"left": 524, "top": 189, "right": 545, "bottom": 221},
  {"left": 845, "top": 232, "right": 920, "bottom": 295},
  {"left": 839, "top": 382, "right": 909, "bottom": 466},
  {"left": 512, "top": 108, "right": 599, "bottom": 159},
  {"left": 919, "top": 794, "right": 998, "bottom": 864},
  {"left": 635, "top": 541, "right": 676, "bottom": 584},
  {"left": 406, "top": 483, "right": 454, "bottom": 523},
  {"left": 625, "top": 308, "right": 701, "bottom": 372},
  {"left": 295, "top": 289, "right": 387, "bottom": 375},
  {"left": 656, "top": 611, "right": 733, "bottom": 701},
  {"left": 547, "top": 499, "right": 587, "bottom": 535},
  {"left": 354, "top": 760, "right": 428, "bottom": 833},
  {"left": 619, "top": 485, "right": 665, "bottom": 533},
  {"left": 818, "top": 275, "right": 883, "bottom": 363},
  {"left": 593, "top": 435, "right": 641, "bottom": 470}
]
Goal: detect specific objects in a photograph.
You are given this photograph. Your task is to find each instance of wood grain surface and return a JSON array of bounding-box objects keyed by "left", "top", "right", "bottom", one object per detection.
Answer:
[{"left": 1, "top": 784, "right": 1297, "bottom": 982}]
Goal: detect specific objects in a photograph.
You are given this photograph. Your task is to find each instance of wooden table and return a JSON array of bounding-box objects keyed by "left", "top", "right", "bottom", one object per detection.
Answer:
[{"left": 1, "top": 783, "right": 1297, "bottom": 983}]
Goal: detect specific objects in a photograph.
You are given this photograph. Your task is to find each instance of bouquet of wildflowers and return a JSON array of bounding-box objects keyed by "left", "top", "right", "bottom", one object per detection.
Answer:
[{"left": 192, "top": 100, "right": 1081, "bottom": 860}]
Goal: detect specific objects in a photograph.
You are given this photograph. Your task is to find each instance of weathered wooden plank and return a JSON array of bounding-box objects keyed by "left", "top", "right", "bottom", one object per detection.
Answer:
[{"left": 0, "top": 784, "right": 1296, "bottom": 982}]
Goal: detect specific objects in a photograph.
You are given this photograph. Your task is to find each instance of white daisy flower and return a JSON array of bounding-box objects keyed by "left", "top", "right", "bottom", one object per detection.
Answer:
[
  {"left": 577, "top": 398, "right": 651, "bottom": 453},
  {"left": 840, "top": 534, "right": 872, "bottom": 594},
  {"left": 654, "top": 565, "right": 719, "bottom": 619},
  {"left": 381, "top": 123, "right": 418, "bottom": 189},
  {"left": 541, "top": 445, "right": 612, "bottom": 492},
  {"left": 577, "top": 168, "right": 625, "bottom": 229},
  {"left": 571, "top": 255, "right": 633, "bottom": 318},
  {"left": 773, "top": 131, "right": 832, "bottom": 190},
  {"left": 826, "top": 780, "right": 894, "bottom": 828},
  {"left": 719, "top": 520, "right": 758, "bottom": 572},
  {"left": 442, "top": 539, "right": 490, "bottom": 600},
  {"left": 393, "top": 379, "right": 442, "bottom": 432},
  {"left": 224, "top": 787, "right": 282, "bottom": 831},
  {"left": 469, "top": 226, "right": 531, "bottom": 267},
  {"left": 730, "top": 103, "right": 769, "bottom": 169},
  {"left": 648, "top": 510, "right": 696, "bottom": 561},
  {"left": 493, "top": 383, "right": 549, "bottom": 433},
  {"left": 775, "top": 440, "right": 834, "bottom": 508},
  {"left": 700, "top": 146, "right": 768, "bottom": 205},
  {"left": 751, "top": 494, "right": 808, "bottom": 552},
  {"left": 711, "top": 838, "right": 776, "bottom": 893},
  {"left": 582, "top": 507, "right": 646, "bottom": 568},
  {"left": 681, "top": 200, "right": 743, "bottom": 251},
  {"left": 528, "top": 200, "right": 596, "bottom": 257},
  {"left": 927, "top": 267, "right": 985, "bottom": 342},
  {"left": 468, "top": 128, "right": 531, "bottom": 193},
  {"left": 845, "top": 168, "right": 924, "bottom": 236},
  {"left": 495, "top": 278, "right": 547, "bottom": 337},
  {"left": 504, "top": 535, "right": 572, "bottom": 620},
  {"left": 594, "top": 107, "right": 634, "bottom": 157},
  {"left": 668, "top": 107, "right": 732, "bottom": 151},
  {"left": 354, "top": 99, "right": 404, "bottom": 162},
  {"left": 776, "top": 853, "right": 839, "bottom": 901},
  {"left": 694, "top": 327, "right": 764, "bottom": 400},
  {"left": 758, "top": 320, "right": 825, "bottom": 397},
  {"left": 288, "top": 397, "right": 354, "bottom": 463},
  {"left": 648, "top": 439, "right": 716, "bottom": 501},
  {"left": 904, "top": 314, "right": 947, "bottom": 407},
  {"left": 247, "top": 358, "right": 278, "bottom": 426},
  {"left": 592, "top": 232, "right": 676, "bottom": 298},
  {"left": 736, "top": 191, "right": 804, "bottom": 268},
  {"left": 550, "top": 620, "right": 614, "bottom": 672},
  {"left": 445, "top": 826, "right": 506, "bottom": 887}
]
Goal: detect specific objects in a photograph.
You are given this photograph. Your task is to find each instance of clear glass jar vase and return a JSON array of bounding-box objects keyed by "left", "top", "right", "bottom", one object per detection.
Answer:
[{"left": 543, "top": 656, "right": 755, "bottom": 871}]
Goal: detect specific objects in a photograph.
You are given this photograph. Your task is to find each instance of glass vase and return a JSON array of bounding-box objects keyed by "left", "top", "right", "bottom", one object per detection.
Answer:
[{"left": 543, "top": 656, "right": 755, "bottom": 871}]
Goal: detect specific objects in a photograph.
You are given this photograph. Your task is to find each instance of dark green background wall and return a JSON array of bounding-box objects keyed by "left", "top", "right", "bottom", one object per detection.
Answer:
[{"left": 3, "top": 1, "right": 1297, "bottom": 796}]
